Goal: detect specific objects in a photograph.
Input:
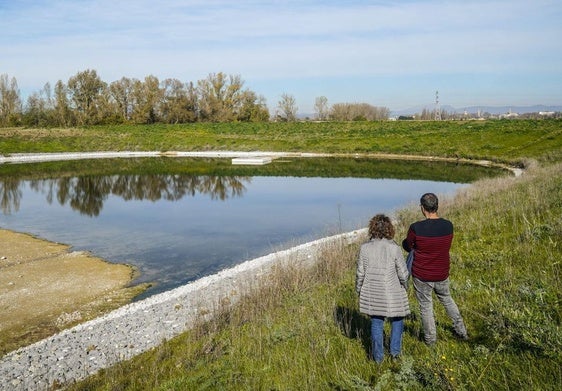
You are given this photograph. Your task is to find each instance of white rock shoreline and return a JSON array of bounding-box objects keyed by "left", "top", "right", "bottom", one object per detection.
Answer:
[
  {"left": 0, "top": 151, "right": 523, "bottom": 176},
  {"left": 0, "top": 150, "right": 522, "bottom": 176},
  {"left": 0, "top": 150, "right": 328, "bottom": 164}
]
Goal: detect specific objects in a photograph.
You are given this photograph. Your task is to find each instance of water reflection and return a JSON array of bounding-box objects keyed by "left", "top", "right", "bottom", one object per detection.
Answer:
[
  {"left": 0, "top": 177, "right": 21, "bottom": 215},
  {"left": 0, "top": 157, "right": 506, "bottom": 298},
  {"left": 2, "top": 175, "right": 250, "bottom": 216}
]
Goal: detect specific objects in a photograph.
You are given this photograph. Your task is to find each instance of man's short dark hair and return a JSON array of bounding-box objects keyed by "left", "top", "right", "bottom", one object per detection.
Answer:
[{"left": 420, "top": 193, "right": 439, "bottom": 213}]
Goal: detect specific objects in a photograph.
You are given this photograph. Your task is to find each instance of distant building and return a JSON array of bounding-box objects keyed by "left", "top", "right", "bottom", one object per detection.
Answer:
[{"left": 499, "top": 109, "right": 519, "bottom": 119}]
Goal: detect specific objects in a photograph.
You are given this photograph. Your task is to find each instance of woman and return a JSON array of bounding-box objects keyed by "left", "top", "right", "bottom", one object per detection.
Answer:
[{"left": 356, "top": 214, "right": 410, "bottom": 363}]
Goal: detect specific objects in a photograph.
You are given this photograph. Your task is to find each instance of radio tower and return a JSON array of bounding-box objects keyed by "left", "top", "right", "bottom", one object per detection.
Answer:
[{"left": 434, "top": 90, "right": 441, "bottom": 121}]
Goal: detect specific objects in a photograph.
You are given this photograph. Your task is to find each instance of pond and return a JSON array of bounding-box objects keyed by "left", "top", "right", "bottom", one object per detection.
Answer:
[{"left": 0, "top": 157, "right": 506, "bottom": 298}]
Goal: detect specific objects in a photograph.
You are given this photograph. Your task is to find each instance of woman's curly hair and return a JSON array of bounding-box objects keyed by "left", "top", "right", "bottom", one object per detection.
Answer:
[{"left": 368, "top": 214, "right": 395, "bottom": 240}]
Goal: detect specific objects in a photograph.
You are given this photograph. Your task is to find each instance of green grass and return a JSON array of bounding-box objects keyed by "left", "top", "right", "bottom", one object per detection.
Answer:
[
  {"left": 2, "top": 120, "right": 561, "bottom": 390},
  {"left": 0, "top": 156, "right": 506, "bottom": 183},
  {"left": 65, "top": 162, "right": 561, "bottom": 390},
  {"left": 2, "top": 119, "right": 561, "bottom": 165}
]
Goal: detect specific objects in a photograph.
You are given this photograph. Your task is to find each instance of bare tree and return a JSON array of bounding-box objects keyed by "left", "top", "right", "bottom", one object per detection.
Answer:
[
  {"left": 237, "top": 90, "right": 270, "bottom": 122},
  {"left": 0, "top": 74, "right": 22, "bottom": 126},
  {"left": 330, "top": 102, "right": 389, "bottom": 121},
  {"left": 8, "top": 69, "right": 278, "bottom": 127},
  {"left": 314, "top": 96, "right": 329, "bottom": 120},
  {"left": 130, "top": 75, "right": 163, "bottom": 124},
  {"left": 160, "top": 78, "right": 197, "bottom": 124},
  {"left": 277, "top": 93, "right": 298, "bottom": 122},
  {"left": 23, "top": 83, "right": 54, "bottom": 126},
  {"left": 109, "top": 77, "right": 136, "bottom": 122},
  {"left": 196, "top": 72, "right": 269, "bottom": 122},
  {"left": 96, "top": 86, "right": 123, "bottom": 124},
  {"left": 54, "top": 80, "right": 73, "bottom": 127},
  {"left": 67, "top": 69, "right": 107, "bottom": 125},
  {"left": 197, "top": 72, "right": 246, "bottom": 122}
]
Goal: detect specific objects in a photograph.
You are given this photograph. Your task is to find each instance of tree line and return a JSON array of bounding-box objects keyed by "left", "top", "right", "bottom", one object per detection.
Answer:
[{"left": 0, "top": 71, "right": 390, "bottom": 127}]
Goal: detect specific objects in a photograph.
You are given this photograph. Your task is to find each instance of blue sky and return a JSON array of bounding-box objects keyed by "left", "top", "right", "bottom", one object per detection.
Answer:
[{"left": 1, "top": 0, "right": 561, "bottom": 113}]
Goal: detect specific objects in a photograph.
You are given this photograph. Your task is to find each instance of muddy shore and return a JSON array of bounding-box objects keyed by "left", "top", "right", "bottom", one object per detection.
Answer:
[
  {"left": 0, "top": 229, "right": 144, "bottom": 356},
  {"left": 0, "top": 226, "right": 362, "bottom": 390}
]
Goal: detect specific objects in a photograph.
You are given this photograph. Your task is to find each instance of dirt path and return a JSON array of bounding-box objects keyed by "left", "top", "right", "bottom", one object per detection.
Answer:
[{"left": 0, "top": 229, "right": 146, "bottom": 356}]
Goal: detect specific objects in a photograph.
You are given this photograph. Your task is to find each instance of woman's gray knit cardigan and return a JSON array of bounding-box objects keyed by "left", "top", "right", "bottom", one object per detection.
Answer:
[{"left": 356, "top": 238, "right": 410, "bottom": 317}]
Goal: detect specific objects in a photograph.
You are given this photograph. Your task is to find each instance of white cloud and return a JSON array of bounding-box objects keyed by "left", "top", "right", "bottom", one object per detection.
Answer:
[{"left": 2, "top": 0, "right": 561, "bottom": 110}]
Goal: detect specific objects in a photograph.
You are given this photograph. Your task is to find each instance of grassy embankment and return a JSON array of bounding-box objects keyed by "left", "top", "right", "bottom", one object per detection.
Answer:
[
  {"left": 1, "top": 120, "right": 561, "bottom": 390},
  {"left": 1, "top": 120, "right": 560, "bottom": 165}
]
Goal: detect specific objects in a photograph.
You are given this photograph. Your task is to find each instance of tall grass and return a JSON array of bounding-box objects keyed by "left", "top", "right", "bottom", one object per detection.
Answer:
[{"left": 67, "top": 161, "right": 561, "bottom": 390}]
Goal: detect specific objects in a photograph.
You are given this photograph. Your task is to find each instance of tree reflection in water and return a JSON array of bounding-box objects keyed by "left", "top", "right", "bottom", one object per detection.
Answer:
[
  {"left": 0, "top": 177, "right": 22, "bottom": 215},
  {"left": 2, "top": 175, "right": 250, "bottom": 217},
  {"left": 0, "top": 157, "right": 507, "bottom": 297}
]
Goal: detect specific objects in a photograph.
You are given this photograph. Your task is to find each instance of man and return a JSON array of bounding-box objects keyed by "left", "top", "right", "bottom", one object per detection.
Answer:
[{"left": 402, "top": 193, "right": 468, "bottom": 345}]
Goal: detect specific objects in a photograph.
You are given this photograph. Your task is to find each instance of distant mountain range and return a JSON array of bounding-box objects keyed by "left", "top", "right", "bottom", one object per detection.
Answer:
[{"left": 390, "top": 104, "right": 562, "bottom": 117}]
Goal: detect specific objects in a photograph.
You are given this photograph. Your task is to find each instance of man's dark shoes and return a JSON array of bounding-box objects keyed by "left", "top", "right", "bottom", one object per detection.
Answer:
[{"left": 455, "top": 331, "right": 469, "bottom": 341}]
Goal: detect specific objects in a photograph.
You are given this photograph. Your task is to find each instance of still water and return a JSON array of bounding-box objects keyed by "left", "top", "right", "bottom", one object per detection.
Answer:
[{"left": 0, "top": 158, "right": 487, "bottom": 298}]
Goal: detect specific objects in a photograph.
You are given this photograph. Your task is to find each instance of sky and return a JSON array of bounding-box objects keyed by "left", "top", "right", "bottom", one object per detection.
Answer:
[{"left": 1, "top": 0, "right": 561, "bottom": 114}]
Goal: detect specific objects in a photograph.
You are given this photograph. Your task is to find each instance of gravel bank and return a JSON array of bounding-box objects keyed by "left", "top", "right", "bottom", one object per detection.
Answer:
[
  {"left": 0, "top": 151, "right": 331, "bottom": 164},
  {"left": 0, "top": 230, "right": 363, "bottom": 390}
]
